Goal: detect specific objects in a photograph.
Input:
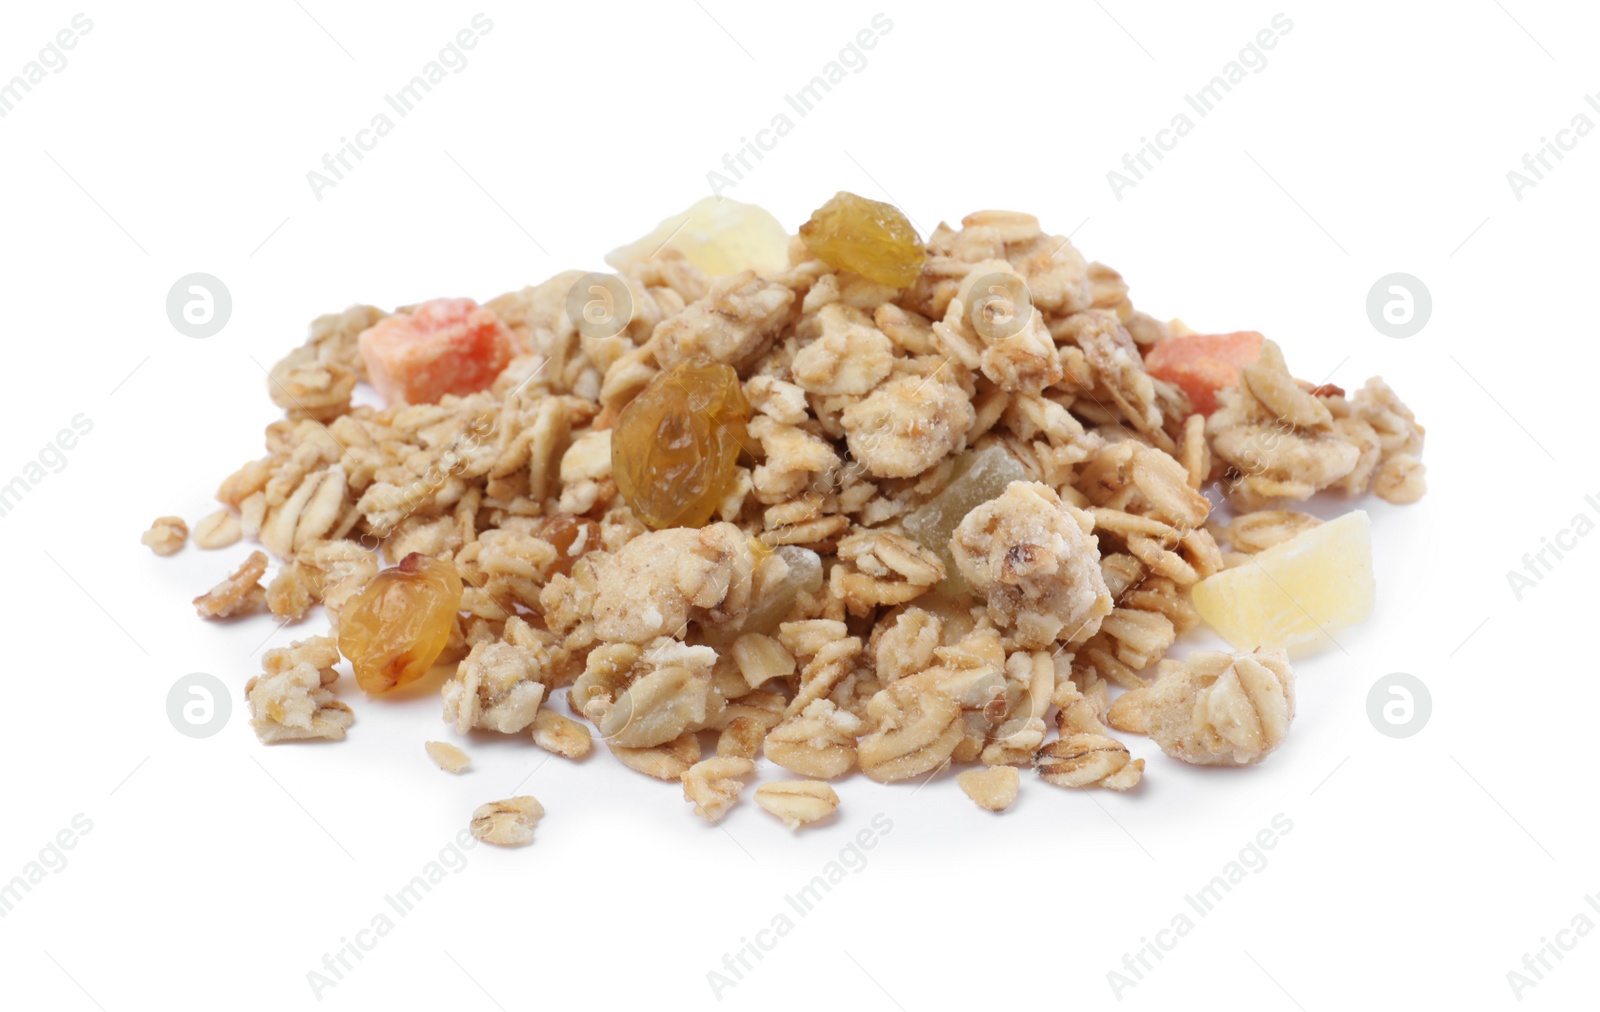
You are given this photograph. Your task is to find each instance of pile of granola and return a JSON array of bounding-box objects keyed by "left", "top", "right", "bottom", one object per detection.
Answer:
[{"left": 151, "top": 194, "right": 1426, "bottom": 840}]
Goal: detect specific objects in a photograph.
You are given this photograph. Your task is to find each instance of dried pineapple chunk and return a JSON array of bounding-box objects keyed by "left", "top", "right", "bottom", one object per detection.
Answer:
[
  {"left": 605, "top": 196, "right": 790, "bottom": 277},
  {"left": 1191, "top": 510, "right": 1374, "bottom": 656},
  {"left": 902, "top": 445, "right": 1027, "bottom": 593}
]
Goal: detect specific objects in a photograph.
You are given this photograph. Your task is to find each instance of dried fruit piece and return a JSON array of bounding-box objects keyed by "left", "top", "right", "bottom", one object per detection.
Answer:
[
  {"left": 1144, "top": 331, "right": 1265, "bottom": 415},
  {"left": 425, "top": 740, "right": 471, "bottom": 773},
  {"left": 611, "top": 362, "right": 750, "bottom": 530},
  {"left": 741, "top": 547, "right": 824, "bottom": 636},
  {"left": 469, "top": 796, "right": 543, "bottom": 846},
  {"left": 1191, "top": 510, "right": 1373, "bottom": 655},
  {"left": 957, "top": 766, "right": 1019, "bottom": 812},
  {"left": 535, "top": 513, "right": 600, "bottom": 577},
  {"left": 799, "top": 191, "right": 927, "bottom": 288},
  {"left": 356, "top": 297, "right": 517, "bottom": 406},
  {"left": 338, "top": 553, "right": 464, "bottom": 694},
  {"left": 606, "top": 195, "right": 791, "bottom": 277},
  {"left": 754, "top": 781, "right": 840, "bottom": 829},
  {"left": 902, "top": 445, "right": 1028, "bottom": 591}
]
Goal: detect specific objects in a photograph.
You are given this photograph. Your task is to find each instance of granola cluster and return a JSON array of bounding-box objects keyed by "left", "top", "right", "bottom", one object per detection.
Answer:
[{"left": 163, "top": 195, "right": 1428, "bottom": 830}]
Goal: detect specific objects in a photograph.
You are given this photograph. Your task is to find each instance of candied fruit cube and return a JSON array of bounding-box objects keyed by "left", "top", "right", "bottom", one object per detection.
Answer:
[
  {"left": 1144, "top": 331, "right": 1265, "bottom": 415},
  {"left": 338, "top": 553, "right": 464, "bottom": 694},
  {"left": 799, "top": 191, "right": 928, "bottom": 288},
  {"left": 605, "top": 196, "right": 791, "bottom": 277},
  {"left": 1191, "top": 510, "right": 1374, "bottom": 656},
  {"left": 902, "top": 446, "right": 1028, "bottom": 592},
  {"left": 611, "top": 362, "right": 750, "bottom": 530},
  {"left": 356, "top": 297, "right": 518, "bottom": 406}
]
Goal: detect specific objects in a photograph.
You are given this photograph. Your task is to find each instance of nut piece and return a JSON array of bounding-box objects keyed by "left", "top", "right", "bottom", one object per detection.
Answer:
[
  {"left": 442, "top": 641, "right": 548, "bottom": 735},
  {"left": 957, "top": 766, "right": 1020, "bottom": 812},
  {"left": 246, "top": 636, "right": 353, "bottom": 743},
  {"left": 193, "top": 550, "right": 270, "bottom": 619},
  {"left": 754, "top": 780, "right": 840, "bottom": 829},
  {"left": 681, "top": 757, "right": 756, "bottom": 823},
  {"left": 425, "top": 740, "right": 471, "bottom": 773},
  {"left": 1035, "top": 733, "right": 1144, "bottom": 791},
  {"left": 950, "top": 481, "right": 1112, "bottom": 649},
  {"left": 469, "top": 796, "right": 544, "bottom": 847},
  {"left": 531, "top": 709, "right": 593, "bottom": 760},
  {"left": 1143, "top": 650, "right": 1295, "bottom": 766},
  {"left": 142, "top": 516, "right": 188, "bottom": 555}
]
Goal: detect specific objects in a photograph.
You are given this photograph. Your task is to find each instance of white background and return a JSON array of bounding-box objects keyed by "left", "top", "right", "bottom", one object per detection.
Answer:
[{"left": 1, "top": 1, "right": 1595, "bottom": 1009}]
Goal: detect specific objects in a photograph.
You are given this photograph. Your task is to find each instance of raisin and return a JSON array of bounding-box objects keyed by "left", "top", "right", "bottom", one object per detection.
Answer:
[
  {"left": 611, "top": 362, "right": 750, "bottom": 530},
  {"left": 798, "top": 191, "right": 928, "bottom": 289},
  {"left": 536, "top": 513, "right": 601, "bottom": 577},
  {"left": 338, "top": 553, "right": 463, "bottom": 694}
]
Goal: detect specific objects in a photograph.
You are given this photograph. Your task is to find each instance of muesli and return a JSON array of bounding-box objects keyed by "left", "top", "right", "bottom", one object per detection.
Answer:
[{"left": 149, "top": 192, "right": 1426, "bottom": 833}]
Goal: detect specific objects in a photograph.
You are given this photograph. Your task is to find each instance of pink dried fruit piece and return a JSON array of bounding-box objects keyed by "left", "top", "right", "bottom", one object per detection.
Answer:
[
  {"left": 356, "top": 297, "right": 518, "bottom": 406},
  {"left": 1144, "top": 330, "right": 1265, "bottom": 416}
]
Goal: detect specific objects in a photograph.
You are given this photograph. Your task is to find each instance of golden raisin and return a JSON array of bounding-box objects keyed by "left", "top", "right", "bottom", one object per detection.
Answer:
[
  {"left": 798, "top": 191, "right": 928, "bottom": 288},
  {"left": 536, "top": 513, "right": 600, "bottom": 577},
  {"left": 611, "top": 362, "right": 750, "bottom": 530},
  {"left": 338, "top": 553, "right": 463, "bottom": 694}
]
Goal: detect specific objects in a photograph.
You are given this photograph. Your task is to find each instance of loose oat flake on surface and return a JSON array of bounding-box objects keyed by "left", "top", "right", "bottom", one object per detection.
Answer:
[{"left": 158, "top": 190, "right": 1429, "bottom": 831}]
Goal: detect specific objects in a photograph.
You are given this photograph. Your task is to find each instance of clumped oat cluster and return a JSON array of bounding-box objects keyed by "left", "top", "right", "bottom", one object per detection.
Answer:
[{"left": 151, "top": 192, "right": 1427, "bottom": 839}]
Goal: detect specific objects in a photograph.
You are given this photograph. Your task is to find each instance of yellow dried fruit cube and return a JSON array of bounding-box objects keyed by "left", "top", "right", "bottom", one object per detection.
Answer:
[
  {"left": 605, "top": 196, "right": 790, "bottom": 277},
  {"left": 1191, "top": 510, "right": 1374, "bottom": 656}
]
